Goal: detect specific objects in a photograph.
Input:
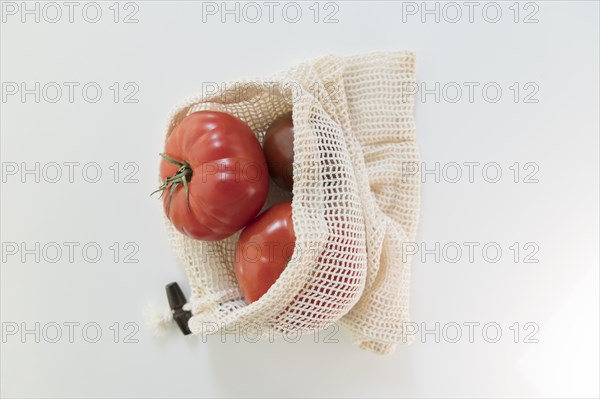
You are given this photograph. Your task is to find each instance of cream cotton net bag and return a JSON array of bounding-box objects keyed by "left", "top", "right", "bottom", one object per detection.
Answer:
[{"left": 159, "top": 51, "right": 420, "bottom": 355}]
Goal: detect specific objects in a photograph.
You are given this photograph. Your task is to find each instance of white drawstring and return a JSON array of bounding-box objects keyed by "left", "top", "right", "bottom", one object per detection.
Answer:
[{"left": 144, "top": 302, "right": 174, "bottom": 336}]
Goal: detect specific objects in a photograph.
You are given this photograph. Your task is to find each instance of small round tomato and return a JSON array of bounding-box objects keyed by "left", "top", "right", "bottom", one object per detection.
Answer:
[
  {"left": 234, "top": 201, "right": 295, "bottom": 303},
  {"left": 263, "top": 112, "right": 294, "bottom": 191},
  {"left": 155, "top": 111, "right": 269, "bottom": 241}
]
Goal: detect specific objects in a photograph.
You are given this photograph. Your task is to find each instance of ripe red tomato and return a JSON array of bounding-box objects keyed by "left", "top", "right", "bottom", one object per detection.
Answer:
[
  {"left": 263, "top": 112, "right": 294, "bottom": 191},
  {"left": 156, "top": 111, "right": 269, "bottom": 241},
  {"left": 234, "top": 201, "right": 295, "bottom": 303}
]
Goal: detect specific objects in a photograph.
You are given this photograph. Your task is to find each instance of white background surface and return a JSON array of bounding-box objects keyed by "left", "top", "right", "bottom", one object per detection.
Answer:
[{"left": 1, "top": 1, "right": 599, "bottom": 398}]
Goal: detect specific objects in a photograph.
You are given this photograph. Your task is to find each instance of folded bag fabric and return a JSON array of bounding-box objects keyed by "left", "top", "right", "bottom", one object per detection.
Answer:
[{"left": 162, "top": 51, "right": 420, "bottom": 355}]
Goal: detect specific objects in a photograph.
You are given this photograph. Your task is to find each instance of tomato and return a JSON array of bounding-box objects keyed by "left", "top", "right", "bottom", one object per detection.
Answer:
[
  {"left": 234, "top": 201, "right": 295, "bottom": 303},
  {"left": 263, "top": 112, "right": 294, "bottom": 191},
  {"left": 155, "top": 111, "right": 269, "bottom": 241}
]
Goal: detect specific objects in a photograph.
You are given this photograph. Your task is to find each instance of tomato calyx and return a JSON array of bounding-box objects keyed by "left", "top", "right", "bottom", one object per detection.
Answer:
[{"left": 151, "top": 153, "right": 193, "bottom": 217}]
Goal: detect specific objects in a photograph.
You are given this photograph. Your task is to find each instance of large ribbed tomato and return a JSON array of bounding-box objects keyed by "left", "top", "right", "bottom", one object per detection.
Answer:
[{"left": 156, "top": 111, "right": 269, "bottom": 241}]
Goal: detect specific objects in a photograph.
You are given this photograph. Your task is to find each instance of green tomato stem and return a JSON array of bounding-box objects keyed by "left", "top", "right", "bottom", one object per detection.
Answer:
[{"left": 151, "top": 153, "right": 193, "bottom": 217}]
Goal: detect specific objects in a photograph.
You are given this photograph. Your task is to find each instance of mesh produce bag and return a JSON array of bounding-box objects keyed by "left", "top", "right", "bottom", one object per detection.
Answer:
[{"left": 161, "top": 51, "right": 420, "bottom": 355}]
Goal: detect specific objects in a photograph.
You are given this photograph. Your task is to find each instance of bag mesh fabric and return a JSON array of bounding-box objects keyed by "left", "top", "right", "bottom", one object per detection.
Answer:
[{"left": 162, "top": 51, "right": 420, "bottom": 355}]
